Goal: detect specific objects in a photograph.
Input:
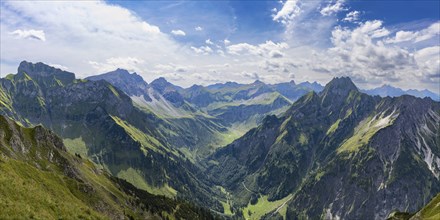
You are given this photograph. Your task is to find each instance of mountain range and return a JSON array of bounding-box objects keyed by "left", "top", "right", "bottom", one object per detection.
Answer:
[
  {"left": 1, "top": 61, "right": 439, "bottom": 219},
  {"left": 363, "top": 84, "right": 440, "bottom": 101}
]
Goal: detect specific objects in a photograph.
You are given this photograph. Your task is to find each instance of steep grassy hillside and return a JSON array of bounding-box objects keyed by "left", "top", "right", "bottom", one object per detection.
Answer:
[{"left": 0, "top": 115, "right": 218, "bottom": 219}]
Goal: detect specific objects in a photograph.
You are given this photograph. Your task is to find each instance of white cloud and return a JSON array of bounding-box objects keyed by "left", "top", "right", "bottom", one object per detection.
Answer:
[
  {"left": 227, "top": 41, "right": 288, "bottom": 57},
  {"left": 89, "top": 57, "right": 145, "bottom": 73},
  {"left": 414, "top": 46, "right": 440, "bottom": 82},
  {"left": 205, "top": 39, "right": 214, "bottom": 45},
  {"left": 224, "top": 39, "right": 231, "bottom": 45},
  {"left": 171, "top": 29, "right": 186, "bottom": 36},
  {"left": 386, "top": 22, "right": 440, "bottom": 43},
  {"left": 357, "top": 20, "right": 390, "bottom": 38},
  {"left": 387, "top": 31, "right": 417, "bottom": 43},
  {"left": 343, "top": 11, "right": 360, "bottom": 22},
  {"left": 191, "top": 46, "right": 213, "bottom": 55},
  {"left": 273, "top": 0, "right": 335, "bottom": 46},
  {"left": 242, "top": 71, "right": 260, "bottom": 80},
  {"left": 10, "top": 29, "right": 46, "bottom": 41},
  {"left": 320, "top": 0, "right": 346, "bottom": 16},
  {"left": 49, "top": 63, "right": 68, "bottom": 70},
  {"left": 227, "top": 43, "right": 256, "bottom": 55},
  {"left": 272, "top": 0, "right": 301, "bottom": 24},
  {"left": 310, "top": 20, "right": 435, "bottom": 87},
  {"left": 269, "top": 50, "right": 284, "bottom": 58},
  {"left": 195, "top": 26, "right": 203, "bottom": 31}
]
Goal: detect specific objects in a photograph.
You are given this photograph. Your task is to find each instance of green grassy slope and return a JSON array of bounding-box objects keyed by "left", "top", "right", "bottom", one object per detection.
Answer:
[
  {"left": 411, "top": 193, "right": 440, "bottom": 220},
  {"left": 0, "top": 115, "right": 218, "bottom": 219}
]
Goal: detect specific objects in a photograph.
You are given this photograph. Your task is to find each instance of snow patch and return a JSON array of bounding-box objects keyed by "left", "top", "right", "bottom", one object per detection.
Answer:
[
  {"left": 373, "top": 109, "right": 399, "bottom": 129},
  {"left": 324, "top": 203, "right": 341, "bottom": 220}
]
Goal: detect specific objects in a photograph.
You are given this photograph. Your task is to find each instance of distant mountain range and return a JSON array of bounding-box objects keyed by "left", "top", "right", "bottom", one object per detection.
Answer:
[
  {"left": 88, "top": 68, "right": 439, "bottom": 102},
  {"left": 1, "top": 61, "right": 439, "bottom": 219},
  {"left": 363, "top": 84, "right": 440, "bottom": 101}
]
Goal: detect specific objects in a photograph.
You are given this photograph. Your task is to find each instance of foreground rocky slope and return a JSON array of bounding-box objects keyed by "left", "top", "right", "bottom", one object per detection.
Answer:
[
  {"left": 206, "top": 77, "right": 440, "bottom": 219},
  {"left": 0, "top": 115, "right": 217, "bottom": 219}
]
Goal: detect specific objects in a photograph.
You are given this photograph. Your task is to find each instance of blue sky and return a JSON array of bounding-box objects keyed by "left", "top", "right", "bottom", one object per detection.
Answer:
[
  {"left": 1, "top": 0, "right": 439, "bottom": 92},
  {"left": 111, "top": 1, "right": 285, "bottom": 44}
]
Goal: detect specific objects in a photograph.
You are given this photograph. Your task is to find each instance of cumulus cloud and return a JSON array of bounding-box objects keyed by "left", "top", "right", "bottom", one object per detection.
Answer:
[
  {"left": 189, "top": 72, "right": 220, "bottom": 84},
  {"left": 191, "top": 46, "right": 213, "bottom": 55},
  {"left": 273, "top": 0, "right": 336, "bottom": 46},
  {"left": 311, "top": 20, "right": 423, "bottom": 85},
  {"left": 242, "top": 71, "right": 260, "bottom": 80},
  {"left": 343, "top": 11, "right": 360, "bottom": 22},
  {"left": 171, "top": 29, "right": 186, "bottom": 36},
  {"left": 227, "top": 41, "right": 288, "bottom": 57},
  {"left": 49, "top": 64, "right": 68, "bottom": 70},
  {"left": 89, "top": 57, "right": 145, "bottom": 73},
  {"left": 269, "top": 50, "right": 284, "bottom": 58},
  {"left": 386, "top": 22, "right": 440, "bottom": 43},
  {"left": 205, "top": 39, "right": 214, "bottom": 45},
  {"left": 195, "top": 26, "right": 203, "bottom": 31},
  {"left": 10, "top": 29, "right": 46, "bottom": 41},
  {"left": 162, "top": 73, "right": 185, "bottom": 81},
  {"left": 263, "top": 60, "right": 282, "bottom": 72},
  {"left": 320, "top": 0, "right": 346, "bottom": 16},
  {"left": 272, "top": 0, "right": 301, "bottom": 24},
  {"left": 414, "top": 46, "right": 440, "bottom": 82}
]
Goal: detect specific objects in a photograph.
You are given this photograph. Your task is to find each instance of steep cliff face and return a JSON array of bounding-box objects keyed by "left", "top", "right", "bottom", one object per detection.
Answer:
[{"left": 206, "top": 77, "right": 440, "bottom": 219}]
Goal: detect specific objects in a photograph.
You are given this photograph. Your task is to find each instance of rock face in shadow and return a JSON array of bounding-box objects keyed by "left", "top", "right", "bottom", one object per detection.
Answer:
[{"left": 206, "top": 77, "right": 440, "bottom": 219}]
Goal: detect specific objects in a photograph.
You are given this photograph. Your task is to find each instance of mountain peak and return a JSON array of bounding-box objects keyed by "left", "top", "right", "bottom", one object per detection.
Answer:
[
  {"left": 380, "top": 84, "right": 393, "bottom": 88},
  {"left": 114, "top": 68, "right": 130, "bottom": 75},
  {"left": 85, "top": 68, "right": 150, "bottom": 100},
  {"left": 150, "top": 77, "right": 180, "bottom": 94},
  {"left": 150, "top": 77, "right": 170, "bottom": 87},
  {"left": 86, "top": 69, "right": 145, "bottom": 85},
  {"left": 319, "top": 77, "right": 358, "bottom": 106},
  {"left": 17, "top": 61, "right": 75, "bottom": 85},
  {"left": 189, "top": 84, "right": 204, "bottom": 90},
  {"left": 322, "top": 77, "right": 358, "bottom": 95}
]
